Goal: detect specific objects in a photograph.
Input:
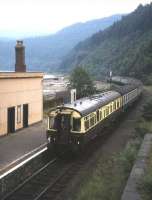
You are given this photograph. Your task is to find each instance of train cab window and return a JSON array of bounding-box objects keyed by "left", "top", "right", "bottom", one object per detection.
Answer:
[
  {"left": 72, "top": 118, "right": 81, "bottom": 132},
  {"left": 49, "top": 116, "right": 56, "bottom": 129},
  {"left": 60, "top": 114, "right": 71, "bottom": 130}
]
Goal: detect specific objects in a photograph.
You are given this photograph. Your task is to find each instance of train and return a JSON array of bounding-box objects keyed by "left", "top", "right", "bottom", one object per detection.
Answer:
[{"left": 46, "top": 77, "right": 143, "bottom": 153}]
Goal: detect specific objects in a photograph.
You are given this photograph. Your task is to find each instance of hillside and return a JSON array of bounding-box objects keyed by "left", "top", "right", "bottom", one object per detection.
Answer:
[
  {"left": 0, "top": 15, "right": 121, "bottom": 72},
  {"left": 60, "top": 3, "right": 152, "bottom": 83}
]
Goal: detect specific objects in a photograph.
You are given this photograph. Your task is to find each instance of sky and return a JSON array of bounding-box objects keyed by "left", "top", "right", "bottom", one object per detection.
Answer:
[{"left": 0, "top": 0, "right": 151, "bottom": 38}]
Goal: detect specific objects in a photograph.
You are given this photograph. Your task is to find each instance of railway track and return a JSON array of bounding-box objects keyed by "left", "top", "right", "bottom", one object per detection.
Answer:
[
  {"left": 34, "top": 159, "right": 85, "bottom": 200},
  {"left": 2, "top": 157, "right": 66, "bottom": 200},
  {"left": 3, "top": 154, "right": 87, "bottom": 200},
  {"left": 3, "top": 136, "right": 103, "bottom": 200},
  {"left": 3, "top": 105, "right": 136, "bottom": 200}
]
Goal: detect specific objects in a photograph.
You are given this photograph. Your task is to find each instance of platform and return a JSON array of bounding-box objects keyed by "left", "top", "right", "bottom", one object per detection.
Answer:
[{"left": 0, "top": 122, "right": 47, "bottom": 178}]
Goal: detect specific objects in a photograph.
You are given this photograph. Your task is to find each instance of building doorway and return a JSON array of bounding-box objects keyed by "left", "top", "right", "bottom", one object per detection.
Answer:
[
  {"left": 23, "top": 104, "right": 28, "bottom": 128},
  {"left": 7, "top": 107, "right": 15, "bottom": 134}
]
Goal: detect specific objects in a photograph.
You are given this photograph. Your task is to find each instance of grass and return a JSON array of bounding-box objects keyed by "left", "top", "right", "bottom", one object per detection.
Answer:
[
  {"left": 140, "top": 150, "right": 152, "bottom": 200},
  {"left": 74, "top": 143, "right": 140, "bottom": 200}
]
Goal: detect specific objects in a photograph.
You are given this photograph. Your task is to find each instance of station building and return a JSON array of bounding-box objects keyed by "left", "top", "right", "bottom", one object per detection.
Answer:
[{"left": 0, "top": 41, "right": 43, "bottom": 136}]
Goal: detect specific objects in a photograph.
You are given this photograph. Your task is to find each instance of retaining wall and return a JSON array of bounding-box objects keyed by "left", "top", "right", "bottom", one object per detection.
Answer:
[{"left": 121, "top": 134, "right": 152, "bottom": 200}]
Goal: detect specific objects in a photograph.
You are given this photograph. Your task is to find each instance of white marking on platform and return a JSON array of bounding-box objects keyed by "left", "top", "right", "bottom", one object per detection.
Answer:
[
  {"left": 0, "top": 144, "right": 47, "bottom": 180},
  {"left": 0, "top": 143, "right": 47, "bottom": 172}
]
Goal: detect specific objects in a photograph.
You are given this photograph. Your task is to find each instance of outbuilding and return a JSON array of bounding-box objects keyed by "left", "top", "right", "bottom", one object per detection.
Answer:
[{"left": 0, "top": 41, "right": 43, "bottom": 136}]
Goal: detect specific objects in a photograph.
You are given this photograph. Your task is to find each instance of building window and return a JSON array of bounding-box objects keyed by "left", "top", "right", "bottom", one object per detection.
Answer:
[{"left": 17, "top": 105, "right": 21, "bottom": 123}]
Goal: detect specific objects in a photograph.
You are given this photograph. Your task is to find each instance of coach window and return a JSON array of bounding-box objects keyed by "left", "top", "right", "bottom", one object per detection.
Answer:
[
  {"left": 104, "top": 110, "right": 106, "bottom": 118},
  {"left": 97, "top": 110, "right": 100, "bottom": 121},
  {"left": 100, "top": 111, "right": 102, "bottom": 120},
  {"left": 90, "top": 116, "right": 95, "bottom": 127},
  {"left": 113, "top": 101, "right": 116, "bottom": 110},
  {"left": 106, "top": 107, "right": 109, "bottom": 116},
  {"left": 117, "top": 100, "right": 119, "bottom": 108},
  {"left": 85, "top": 119, "right": 89, "bottom": 130},
  {"left": 110, "top": 105, "right": 113, "bottom": 113}
]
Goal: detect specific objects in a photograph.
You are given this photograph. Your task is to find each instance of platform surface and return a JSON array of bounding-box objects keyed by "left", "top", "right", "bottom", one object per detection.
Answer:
[{"left": 0, "top": 122, "right": 47, "bottom": 176}]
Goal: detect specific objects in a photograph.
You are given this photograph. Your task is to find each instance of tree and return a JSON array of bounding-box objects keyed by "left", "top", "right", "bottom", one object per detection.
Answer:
[{"left": 70, "top": 66, "right": 96, "bottom": 99}]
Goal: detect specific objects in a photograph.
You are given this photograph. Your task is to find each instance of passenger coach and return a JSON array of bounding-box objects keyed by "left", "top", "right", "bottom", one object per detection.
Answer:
[{"left": 46, "top": 81, "right": 142, "bottom": 153}]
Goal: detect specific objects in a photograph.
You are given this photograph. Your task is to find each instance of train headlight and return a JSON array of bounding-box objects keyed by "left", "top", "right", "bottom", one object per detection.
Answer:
[
  {"left": 77, "top": 141, "right": 80, "bottom": 145},
  {"left": 48, "top": 137, "right": 51, "bottom": 142}
]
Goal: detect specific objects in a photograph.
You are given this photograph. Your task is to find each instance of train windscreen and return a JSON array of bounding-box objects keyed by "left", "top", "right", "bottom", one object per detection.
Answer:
[{"left": 49, "top": 113, "right": 71, "bottom": 131}]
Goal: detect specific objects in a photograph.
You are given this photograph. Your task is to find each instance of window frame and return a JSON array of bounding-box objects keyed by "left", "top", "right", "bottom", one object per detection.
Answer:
[{"left": 17, "top": 105, "right": 21, "bottom": 124}]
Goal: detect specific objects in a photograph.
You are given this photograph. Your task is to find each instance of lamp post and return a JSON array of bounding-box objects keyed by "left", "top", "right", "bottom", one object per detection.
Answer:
[{"left": 109, "top": 70, "right": 112, "bottom": 90}]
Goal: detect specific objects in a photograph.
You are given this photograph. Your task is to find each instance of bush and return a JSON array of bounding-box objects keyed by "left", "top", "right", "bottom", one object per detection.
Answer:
[
  {"left": 135, "top": 126, "right": 147, "bottom": 138},
  {"left": 142, "top": 100, "right": 152, "bottom": 121},
  {"left": 141, "top": 173, "right": 152, "bottom": 199}
]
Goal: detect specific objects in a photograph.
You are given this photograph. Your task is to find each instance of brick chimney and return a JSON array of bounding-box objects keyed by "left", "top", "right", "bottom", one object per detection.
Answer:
[{"left": 15, "top": 40, "right": 26, "bottom": 72}]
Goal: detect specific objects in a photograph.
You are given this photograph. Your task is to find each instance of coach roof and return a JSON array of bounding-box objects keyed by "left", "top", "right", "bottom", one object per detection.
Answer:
[{"left": 57, "top": 91, "right": 121, "bottom": 116}]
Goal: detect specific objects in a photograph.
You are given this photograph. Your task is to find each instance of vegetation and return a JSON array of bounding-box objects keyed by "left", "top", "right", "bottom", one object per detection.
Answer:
[
  {"left": 61, "top": 3, "right": 152, "bottom": 83},
  {"left": 137, "top": 96, "right": 152, "bottom": 200},
  {"left": 142, "top": 99, "right": 152, "bottom": 120},
  {"left": 71, "top": 87, "right": 152, "bottom": 200},
  {"left": 140, "top": 150, "right": 152, "bottom": 200},
  {"left": 74, "top": 143, "right": 139, "bottom": 200},
  {"left": 69, "top": 67, "right": 96, "bottom": 98},
  {"left": 135, "top": 97, "right": 152, "bottom": 138}
]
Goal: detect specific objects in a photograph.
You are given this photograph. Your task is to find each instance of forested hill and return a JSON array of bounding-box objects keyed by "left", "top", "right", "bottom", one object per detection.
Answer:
[
  {"left": 60, "top": 3, "right": 152, "bottom": 83},
  {"left": 0, "top": 14, "right": 121, "bottom": 72}
]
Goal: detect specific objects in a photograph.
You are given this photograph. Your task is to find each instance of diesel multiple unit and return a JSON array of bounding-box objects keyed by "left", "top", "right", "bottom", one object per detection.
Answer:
[{"left": 46, "top": 79, "right": 142, "bottom": 153}]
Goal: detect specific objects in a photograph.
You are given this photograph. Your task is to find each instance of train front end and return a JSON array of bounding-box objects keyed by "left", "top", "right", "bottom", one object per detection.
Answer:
[{"left": 46, "top": 108, "right": 84, "bottom": 153}]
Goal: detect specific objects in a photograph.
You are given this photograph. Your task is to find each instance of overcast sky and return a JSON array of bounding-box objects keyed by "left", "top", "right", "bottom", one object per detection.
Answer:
[{"left": 0, "top": 0, "right": 151, "bottom": 38}]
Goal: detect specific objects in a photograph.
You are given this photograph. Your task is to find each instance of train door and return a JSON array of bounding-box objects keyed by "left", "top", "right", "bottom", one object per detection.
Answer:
[
  {"left": 23, "top": 104, "right": 28, "bottom": 128},
  {"left": 7, "top": 107, "right": 15, "bottom": 134}
]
